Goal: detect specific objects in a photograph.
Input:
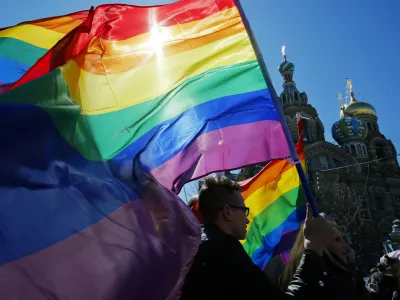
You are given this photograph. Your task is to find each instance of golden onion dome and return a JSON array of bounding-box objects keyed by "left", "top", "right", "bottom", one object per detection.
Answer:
[{"left": 340, "top": 92, "right": 376, "bottom": 117}]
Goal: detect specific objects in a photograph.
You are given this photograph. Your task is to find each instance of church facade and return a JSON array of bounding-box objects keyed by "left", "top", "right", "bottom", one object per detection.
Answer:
[{"left": 237, "top": 55, "right": 400, "bottom": 269}]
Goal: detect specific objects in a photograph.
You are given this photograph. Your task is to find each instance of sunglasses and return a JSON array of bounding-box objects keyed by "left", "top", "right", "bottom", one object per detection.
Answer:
[{"left": 228, "top": 205, "right": 250, "bottom": 217}]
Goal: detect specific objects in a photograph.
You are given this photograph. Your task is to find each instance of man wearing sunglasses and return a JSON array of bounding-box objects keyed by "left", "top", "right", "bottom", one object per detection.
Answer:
[{"left": 180, "top": 175, "right": 285, "bottom": 300}]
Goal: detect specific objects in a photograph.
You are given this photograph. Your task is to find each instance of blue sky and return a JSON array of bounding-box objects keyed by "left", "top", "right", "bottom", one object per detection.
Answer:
[{"left": 2, "top": 0, "right": 399, "bottom": 201}]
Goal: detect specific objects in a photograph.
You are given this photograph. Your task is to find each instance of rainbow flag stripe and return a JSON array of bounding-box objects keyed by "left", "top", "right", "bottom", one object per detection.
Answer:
[
  {"left": 0, "top": 10, "right": 89, "bottom": 90},
  {"left": 0, "top": 0, "right": 289, "bottom": 298},
  {"left": 3, "top": 0, "right": 289, "bottom": 192},
  {"left": 240, "top": 123, "right": 306, "bottom": 269}
]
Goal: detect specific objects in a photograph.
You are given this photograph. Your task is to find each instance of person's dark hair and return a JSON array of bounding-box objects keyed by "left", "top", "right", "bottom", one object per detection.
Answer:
[
  {"left": 377, "top": 263, "right": 387, "bottom": 272},
  {"left": 187, "top": 196, "right": 198, "bottom": 208},
  {"left": 198, "top": 175, "right": 241, "bottom": 224}
]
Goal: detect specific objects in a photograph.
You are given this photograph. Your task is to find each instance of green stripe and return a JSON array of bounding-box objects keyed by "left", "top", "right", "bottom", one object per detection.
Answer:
[
  {"left": 0, "top": 37, "right": 47, "bottom": 66},
  {"left": 0, "top": 60, "right": 266, "bottom": 161},
  {"left": 243, "top": 186, "right": 306, "bottom": 258}
]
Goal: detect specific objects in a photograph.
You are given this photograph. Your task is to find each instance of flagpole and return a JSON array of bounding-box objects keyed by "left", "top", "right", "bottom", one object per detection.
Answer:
[{"left": 235, "top": 0, "right": 319, "bottom": 217}]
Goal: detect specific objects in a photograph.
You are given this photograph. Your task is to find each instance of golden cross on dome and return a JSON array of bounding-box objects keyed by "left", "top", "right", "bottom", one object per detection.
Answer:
[
  {"left": 338, "top": 92, "right": 344, "bottom": 106},
  {"left": 346, "top": 78, "right": 354, "bottom": 102},
  {"left": 338, "top": 92, "right": 346, "bottom": 116},
  {"left": 346, "top": 78, "right": 353, "bottom": 94},
  {"left": 345, "top": 78, "right": 353, "bottom": 104},
  {"left": 282, "top": 45, "right": 286, "bottom": 61}
]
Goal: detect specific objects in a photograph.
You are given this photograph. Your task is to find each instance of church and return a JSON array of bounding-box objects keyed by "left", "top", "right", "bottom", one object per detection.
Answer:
[{"left": 236, "top": 54, "right": 400, "bottom": 269}]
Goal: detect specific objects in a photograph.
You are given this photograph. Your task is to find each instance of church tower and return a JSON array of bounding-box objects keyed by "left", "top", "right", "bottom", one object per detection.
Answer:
[
  {"left": 332, "top": 79, "right": 399, "bottom": 176},
  {"left": 278, "top": 48, "right": 325, "bottom": 144}
]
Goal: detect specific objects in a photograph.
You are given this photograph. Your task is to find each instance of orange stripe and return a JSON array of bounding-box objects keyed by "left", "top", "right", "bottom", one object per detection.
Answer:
[
  {"left": 32, "top": 16, "right": 85, "bottom": 34},
  {"left": 71, "top": 6, "right": 242, "bottom": 75},
  {"left": 75, "top": 23, "right": 244, "bottom": 75},
  {"left": 241, "top": 152, "right": 305, "bottom": 199}
]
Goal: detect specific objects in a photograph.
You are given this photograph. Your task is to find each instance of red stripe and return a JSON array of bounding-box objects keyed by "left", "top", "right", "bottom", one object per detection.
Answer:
[
  {"left": 90, "top": 0, "right": 236, "bottom": 41},
  {"left": 1, "top": 0, "right": 235, "bottom": 35},
  {"left": 3, "top": 0, "right": 236, "bottom": 93}
]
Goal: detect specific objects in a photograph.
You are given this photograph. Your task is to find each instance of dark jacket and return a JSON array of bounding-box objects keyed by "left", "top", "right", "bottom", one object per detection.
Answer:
[
  {"left": 286, "top": 250, "right": 362, "bottom": 300},
  {"left": 180, "top": 226, "right": 363, "bottom": 300},
  {"left": 180, "top": 224, "right": 285, "bottom": 300},
  {"left": 368, "top": 271, "right": 398, "bottom": 300}
]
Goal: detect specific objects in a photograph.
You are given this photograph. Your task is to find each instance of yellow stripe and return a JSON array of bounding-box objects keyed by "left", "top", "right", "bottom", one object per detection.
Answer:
[
  {"left": 61, "top": 30, "right": 255, "bottom": 115},
  {"left": 245, "top": 166, "right": 300, "bottom": 226},
  {"left": 0, "top": 24, "right": 65, "bottom": 49},
  {"left": 76, "top": 19, "right": 244, "bottom": 75}
]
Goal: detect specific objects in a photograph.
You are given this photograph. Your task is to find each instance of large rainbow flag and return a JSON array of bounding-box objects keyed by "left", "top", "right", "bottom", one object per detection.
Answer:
[
  {"left": 2, "top": 0, "right": 290, "bottom": 193},
  {"left": 0, "top": 0, "right": 290, "bottom": 298},
  {"left": 240, "top": 119, "right": 307, "bottom": 269},
  {"left": 0, "top": 10, "right": 89, "bottom": 91}
]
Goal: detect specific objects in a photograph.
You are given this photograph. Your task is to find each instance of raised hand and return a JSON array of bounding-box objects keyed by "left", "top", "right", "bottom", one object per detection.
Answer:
[{"left": 303, "top": 204, "right": 334, "bottom": 256}]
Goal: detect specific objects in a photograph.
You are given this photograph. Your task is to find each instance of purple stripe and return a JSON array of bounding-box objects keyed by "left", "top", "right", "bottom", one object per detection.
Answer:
[
  {"left": 151, "top": 120, "right": 289, "bottom": 192},
  {"left": 0, "top": 198, "right": 200, "bottom": 300},
  {"left": 273, "top": 229, "right": 299, "bottom": 254}
]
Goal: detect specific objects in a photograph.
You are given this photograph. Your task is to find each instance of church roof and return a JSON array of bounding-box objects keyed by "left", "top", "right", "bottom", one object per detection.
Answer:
[
  {"left": 332, "top": 116, "right": 367, "bottom": 144},
  {"left": 279, "top": 59, "right": 295, "bottom": 73},
  {"left": 341, "top": 92, "right": 377, "bottom": 117}
]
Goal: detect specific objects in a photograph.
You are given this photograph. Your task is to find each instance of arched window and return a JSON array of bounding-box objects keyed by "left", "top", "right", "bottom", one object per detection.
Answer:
[
  {"left": 376, "top": 145, "right": 385, "bottom": 159},
  {"left": 374, "top": 123, "right": 378, "bottom": 131},
  {"left": 300, "top": 93, "right": 307, "bottom": 103},
  {"left": 363, "top": 145, "right": 367, "bottom": 155},
  {"left": 367, "top": 123, "right": 372, "bottom": 132},
  {"left": 281, "top": 94, "right": 286, "bottom": 105},
  {"left": 303, "top": 119, "right": 310, "bottom": 142},
  {"left": 317, "top": 126, "right": 322, "bottom": 140},
  {"left": 292, "top": 92, "right": 298, "bottom": 103},
  {"left": 319, "top": 155, "right": 329, "bottom": 169},
  {"left": 375, "top": 197, "right": 384, "bottom": 210},
  {"left": 350, "top": 144, "right": 357, "bottom": 156},
  {"left": 356, "top": 144, "right": 362, "bottom": 156}
]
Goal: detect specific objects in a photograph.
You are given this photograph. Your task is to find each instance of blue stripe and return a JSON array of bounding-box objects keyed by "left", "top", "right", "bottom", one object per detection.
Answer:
[
  {"left": 252, "top": 205, "right": 306, "bottom": 269},
  {"left": 0, "top": 104, "right": 139, "bottom": 263},
  {"left": 0, "top": 56, "right": 30, "bottom": 83},
  {"left": 115, "top": 88, "right": 279, "bottom": 173}
]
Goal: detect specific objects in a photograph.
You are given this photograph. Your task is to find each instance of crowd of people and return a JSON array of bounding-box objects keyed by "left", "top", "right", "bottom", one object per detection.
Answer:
[{"left": 181, "top": 175, "right": 400, "bottom": 300}]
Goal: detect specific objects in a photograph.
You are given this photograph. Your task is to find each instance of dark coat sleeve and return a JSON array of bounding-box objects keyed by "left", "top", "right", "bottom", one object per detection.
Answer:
[{"left": 285, "top": 250, "right": 331, "bottom": 299}]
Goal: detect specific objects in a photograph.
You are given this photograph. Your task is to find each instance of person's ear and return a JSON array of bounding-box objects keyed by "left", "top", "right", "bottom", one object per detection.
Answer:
[{"left": 221, "top": 205, "right": 233, "bottom": 221}]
